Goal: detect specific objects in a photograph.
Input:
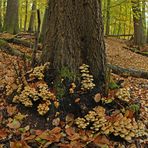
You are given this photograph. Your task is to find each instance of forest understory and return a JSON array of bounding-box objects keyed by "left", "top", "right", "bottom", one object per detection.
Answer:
[{"left": 0, "top": 33, "right": 148, "bottom": 148}]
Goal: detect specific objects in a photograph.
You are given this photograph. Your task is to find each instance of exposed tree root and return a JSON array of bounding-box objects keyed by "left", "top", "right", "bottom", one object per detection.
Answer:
[{"left": 107, "top": 64, "right": 148, "bottom": 79}]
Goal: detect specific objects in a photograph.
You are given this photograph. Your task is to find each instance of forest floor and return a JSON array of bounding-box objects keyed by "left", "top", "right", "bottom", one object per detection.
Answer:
[{"left": 0, "top": 34, "right": 148, "bottom": 148}]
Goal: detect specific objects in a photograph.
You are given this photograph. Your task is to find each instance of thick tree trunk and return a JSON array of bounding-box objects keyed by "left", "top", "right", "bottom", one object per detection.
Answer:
[
  {"left": 4, "top": 0, "right": 19, "bottom": 34},
  {"left": 28, "top": 0, "right": 36, "bottom": 33},
  {"left": 41, "top": 0, "right": 106, "bottom": 91},
  {"left": 132, "top": 0, "right": 145, "bottom": 46}
]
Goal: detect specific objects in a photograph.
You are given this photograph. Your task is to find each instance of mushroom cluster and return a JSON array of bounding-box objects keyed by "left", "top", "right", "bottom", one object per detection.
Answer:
[
  {"left": 75, "top": 117, "right": 89, "bottom": 129},
  {"left": 75, "top": 106, "right": 147, "bottom": 141},
  {"left": 116, "top": 88, "right": 131, "bottom": 102},
  {"left": 79, "top": 64, "right": 95, "bottom": 91},
  {"left": 37, "top": 100, "right": 51, "bottom": 116},
  {"left": 13, "top": 82, "right": 58, "bottom": 115},
  {"left": 29, "top": 63, "right": 49, "bottom": 80}
]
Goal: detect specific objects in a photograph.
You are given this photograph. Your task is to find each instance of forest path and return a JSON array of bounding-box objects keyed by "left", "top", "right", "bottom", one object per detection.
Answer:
[{"left": 106, "top": 38, "right": 148, "bottom": 71}]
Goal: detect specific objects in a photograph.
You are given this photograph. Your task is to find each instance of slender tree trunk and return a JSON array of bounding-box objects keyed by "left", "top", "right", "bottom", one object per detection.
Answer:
[
  {"left": 24, "top": 0, "right": 28, "bottom": 32},
  {"left": 105, "top": 0, "right": 111, "bottom": 36},
  {"left": 28, "top": 0, "right": 37, "bottom": 32},
  {"left": 41, "top": 0, "right": 107, "bottom": 91},
  {"left": 4, "top": 0, "right": 19, "bottom": 34},
  {"left": 40, "top": 7, "right": 49, "bottom": 43},
  {"left": 142, "top": 0, "right": 146, "bottom": 42},
  {"left": 132, "top": 0, "right": 145, "bottom": 46},
  {"left": 0, "top": 0, "right": 2, "bottom": 32}
]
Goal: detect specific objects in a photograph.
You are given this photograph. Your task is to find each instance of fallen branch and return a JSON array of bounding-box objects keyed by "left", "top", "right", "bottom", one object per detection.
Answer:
[
  {"left": 0, "top": 39, "right": 31, "bottom": 60},
  {"left": 123, "top": 46, "right": 148, "bottom": 57},
  {"left": 2, "top": 37, "right": 41, "bottom": 50},
  {"left": 107, "top": 64, "right": 148, "bottom": 79}
]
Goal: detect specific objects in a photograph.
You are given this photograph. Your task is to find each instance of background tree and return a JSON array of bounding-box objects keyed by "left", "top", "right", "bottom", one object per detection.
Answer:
[
  {"left": 0, "top": 1, "right": 2, "bottom": 32},
  {"left": 132, "top": 0, "right": 145, "bottom": 46},
  {"left": 41, "top": 0, "right": 107, "bottom": 92},
  {"left": 105, "top": 0, "right": 111, "bottom": 35},
  {"left": 28, "top": 0, "right": 37, "bottom": 32},
  {"left": 4, "top": 0, "right": 19, "bottom": 34}
]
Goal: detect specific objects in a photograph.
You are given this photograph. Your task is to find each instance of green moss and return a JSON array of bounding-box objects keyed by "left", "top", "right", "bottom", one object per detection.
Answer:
[
  {"left": 109, "top": 81, "right": 119, "bottom": 89},
  {"left": 0, "top": 39, "right": 8, "bottom": 46},
  {"left": 129, "top": 104, "right": 140, "bottom": 113}
]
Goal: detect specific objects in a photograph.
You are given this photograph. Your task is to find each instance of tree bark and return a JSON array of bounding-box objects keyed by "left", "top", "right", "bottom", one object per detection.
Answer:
[
  {"left": 105, "top": 0, "right": 111, "bottom": 36},
  {"left": 24, "top": 0, "right": 28, "bottom": 32},
  {"left": 28, "top": 0, "right": 37, "bottom": 32},
  {"left": 40, "top": 7, "right": 49, "bottom": 43},
  {"left": 4, "top": 0, "right": 19, "bottom": 34},
  {"left": 0, "top": 0, "right": 2, "bottom": 32},
  {"left": 41, "top": 0, "right": 107, "bottom": 91},
  {"left": 132, "top": 0, "right": 145, "bottom": 46}
]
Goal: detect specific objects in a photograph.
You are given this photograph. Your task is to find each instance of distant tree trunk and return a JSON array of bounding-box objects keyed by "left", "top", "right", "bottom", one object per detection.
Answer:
[
  {"left": 0, "top": 1, "right": 2, "bottom": 32},
  {"left": 132, "top": 0, "right": 145, "bottom": 46},
  {"left": 40, "top": 8, "right": 49, "bottom": 43},
  {"left": 105, "top": 0, "right": 111, "bottom": 36},
  {"left": 142, "top": 0, "right": 146, "bottom": 41},
  {"left": 41, "top": 0, "right": 107, "bottom": 92},
  {"left": 24, "top": 0, "right": 28, "bottom": 32},
  {"left": 28, "top": 0, "right": 37, "bottom": 32},
  {"left": 4, "top": 0, "right": 19, "bottom": 34}
]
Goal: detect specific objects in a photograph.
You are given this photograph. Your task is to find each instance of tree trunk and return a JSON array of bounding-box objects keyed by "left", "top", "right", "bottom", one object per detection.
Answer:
[
  {"left": 0, "top": 0, "right": 2, "bottom": 32},
  {"left": 132, "top": 0, "right": 145, "bottom": 46},
  {"left": 105, "top": 0, "right": 111, "bottom": 36},
  {"left": 41, "top": 0, "right": 107, "bottom": 92},
  {"left": 4, "top": 0, "right": 19, "bottom": 34},
  {"left": 28, "top": 0, "right": 37, "bottom": 32},
  {"left": 40, "top": 7, "right": 49, "bottom": 43},
  {"left": 24, "top": 0, "right": 28, "bottom": 32}
]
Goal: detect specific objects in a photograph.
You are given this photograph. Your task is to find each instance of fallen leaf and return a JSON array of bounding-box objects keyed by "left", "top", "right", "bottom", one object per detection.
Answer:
[
  {"left": 6, "top": 106, "right": 17, "bottom": 116},
  {"left": 7, "top": 119, "right": 21, "bottom": 129},
  {"left": 65, "top": 127, "right": 80, "bottom": 141},
  {"left": 93, "top": 135, "right": 110, "bottom": 146},
  {"left": 0, "top": 130, "right": 7, "bottom": 139},
  {"left": 10, "top": 141, "right": 31, "bottom": 148},
  {"left": 66, "top": 113, "right": 74, "bottom": 126}
]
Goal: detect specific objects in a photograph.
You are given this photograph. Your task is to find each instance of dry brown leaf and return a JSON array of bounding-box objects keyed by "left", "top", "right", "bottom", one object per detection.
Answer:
[
  {"left": 7, "top": 119, "right": 21, "bottom": 129},
  {"left": 6, "top": 106, "right": 17, "bottom": 116},
  {"left": 10, "top": 141, "right": 31, "bottom": 148},
  {"left": 93, "top": 135, "right": 110, "bottom": 145},
  {"left": 66, "top": 113, "right": 74, "bottom": 126},
  {"left": 0, "top": 130, "right": 7, "bottom": 139}
]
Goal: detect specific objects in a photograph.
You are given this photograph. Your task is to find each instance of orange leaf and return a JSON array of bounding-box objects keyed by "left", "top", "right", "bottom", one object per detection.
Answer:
[
  {"left": 93, "top": 135, "right": 110, "bottom": 145},
  {"left": 6, "top": 106, "right": 17, "bottom": 116},
  {"left": 0, "top": 130, "right": 7, "bottom": 138},
  {"left": 50, "top": 127, "right": 61, "bottom": 134}
]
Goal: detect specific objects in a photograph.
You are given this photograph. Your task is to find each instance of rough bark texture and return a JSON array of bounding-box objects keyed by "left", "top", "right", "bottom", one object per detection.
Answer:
[
  {"left": 132, "top": 0, "right": 145, "bottom": 46},
  {"left": 41, "top": 0, "right": 106, "bottom": 90},
  {"left": 28, "top": 0, "right": 36, "bottom": 32},
  {"left": 4, "top": 0, "right": 19, "bottom": 34}
]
